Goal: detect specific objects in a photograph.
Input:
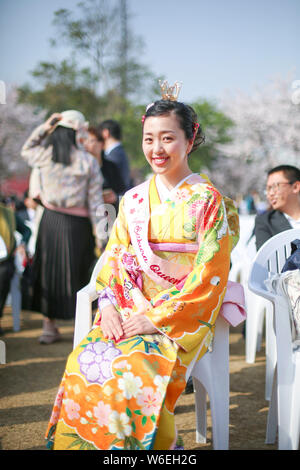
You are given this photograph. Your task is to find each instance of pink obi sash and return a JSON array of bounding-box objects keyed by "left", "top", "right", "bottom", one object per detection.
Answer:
[
  {"left": 149, "top": 242, "right": 199, "bottom": 253},
  {"left": 43, "top": 200, "right": 89, "bottom": 217},
  {"left": 123, "top": 178, "right": 246, "bottom": 326}
]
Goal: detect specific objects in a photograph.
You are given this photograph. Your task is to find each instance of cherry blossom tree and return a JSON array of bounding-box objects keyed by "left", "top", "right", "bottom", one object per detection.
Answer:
[
  {"left": 206, "top": 76, "right": 300, "bottom": 199},
  {"left": 0, "top": 85, "right": 46, "bottom": 186}
]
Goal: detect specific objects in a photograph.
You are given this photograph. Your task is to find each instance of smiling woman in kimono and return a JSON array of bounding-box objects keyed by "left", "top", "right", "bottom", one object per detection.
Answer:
[{"left": 46, "top": 82, "right": 240, "bottom": 450}]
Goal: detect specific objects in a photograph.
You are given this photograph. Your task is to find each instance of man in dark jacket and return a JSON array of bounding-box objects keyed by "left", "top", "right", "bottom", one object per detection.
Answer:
[
  {"left": 84, "top": 126, "right": 127, "bottom": 207},
  {"left": 254, "top": 165, "right": 300, "bottom": 250},
  {"left": 98, "top": 120, "right": 132, "bottom": 193}
]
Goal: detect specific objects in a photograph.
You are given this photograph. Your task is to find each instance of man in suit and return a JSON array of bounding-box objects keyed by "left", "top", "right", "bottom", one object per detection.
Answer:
[
  {"left": 98, "top": 120, "right": 132, "bottom": 193},
  {"left": 84, "top": 127, "right": 127, "bottom": 206},
  {"left": 254, "top": 165, "right": 300, "bottom": 250}
]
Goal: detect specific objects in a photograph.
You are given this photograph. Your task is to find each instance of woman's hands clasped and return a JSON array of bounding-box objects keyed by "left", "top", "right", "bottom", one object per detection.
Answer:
[
  {"left": 100, "top": 304, "right": 157, "bottom": 341},
  {"left": 122, "top": 315, "right": 157, "bottom": 338},
  {"left": 100, "top": 304, "right": 124, "bottom": 341}
]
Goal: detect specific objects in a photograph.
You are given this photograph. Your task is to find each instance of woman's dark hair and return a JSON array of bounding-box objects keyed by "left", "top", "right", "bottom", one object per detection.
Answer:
[
  {"left": 98, "top": 120, "right": 122, "bottom": 140},
  {"left": 143, "top": 100, "right": 205, "bottom": 154},
  {"left": 44, "top": 126, "right": 77, "bottom": 165},
  {"left": 88, "top": 126, "right": 104, "bottom": 143}
]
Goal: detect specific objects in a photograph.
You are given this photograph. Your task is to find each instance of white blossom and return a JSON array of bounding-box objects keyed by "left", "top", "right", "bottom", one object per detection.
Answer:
[
  {"left": 207, "top": 75, "right": 300, "bottom": 199},
  {"left": 0, "top": 84, "right": 46, "bottom": 184}
]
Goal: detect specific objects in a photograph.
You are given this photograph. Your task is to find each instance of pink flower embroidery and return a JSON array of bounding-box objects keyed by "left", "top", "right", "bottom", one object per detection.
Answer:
[
  {"left": 49, "top": 410, "right": 60, "bottom": 425},
  {"left": 187, "top": 198, "right": 216, "bottom": 231},
  {"left": 93, "top": 401, "right": 111, "bottom": 427},
  {"left": 54, "top": 385, "right": 65, "bottom": 409},
  {"left": 174, "top": 188, "right": 190, "bottom": 202},
  {"left": 110, "top": 244, "right": 125, "bottom": 258},
  {"left": 109, "top": 259, "right": 121, "bottom": 277},
  {"left": 65, "top": 398, "right": 80, "bottom": 420},
  {"left": 188, "top": 200, "right": 205, "bottom": 219},
  {"left": 136, "top": 387, "right": 162, "bottom": 416},
  {"left": 122, "top": 253, "right": 140, "bottom": 273},
  {"left": 113, "top": 360, "right": 129, "bottom": 370},
  {"left": 121, "top": 252, "right": 143, "bottom": 289}
]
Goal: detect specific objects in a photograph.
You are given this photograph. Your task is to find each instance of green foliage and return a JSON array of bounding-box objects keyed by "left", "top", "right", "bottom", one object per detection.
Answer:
[
  {"left": 18, "top": 82, "right": 102, "bottom": 123},
  {"left": 18, "top": 58, "right": 102, "bottom": 121},
  {"left": 188, "top": 100, "right": 234, "bottom": 172},
  {"left": 17, "top": 1, "right": 233, "bottom": 176}
]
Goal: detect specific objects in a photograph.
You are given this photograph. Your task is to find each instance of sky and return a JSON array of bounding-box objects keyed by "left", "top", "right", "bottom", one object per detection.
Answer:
[{"left": 0, "top": 0, "right": 299, "bottom": 103}]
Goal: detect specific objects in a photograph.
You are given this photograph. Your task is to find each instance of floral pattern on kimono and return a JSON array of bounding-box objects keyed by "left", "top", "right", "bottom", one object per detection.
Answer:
[{"left": 45, "top": 173, "right": 239, "bottom": 450}]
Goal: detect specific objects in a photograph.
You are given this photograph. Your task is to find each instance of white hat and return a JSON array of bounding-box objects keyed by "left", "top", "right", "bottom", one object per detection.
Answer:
[{"left": 57, "top": 110, "right": 88, "bottom": 131}]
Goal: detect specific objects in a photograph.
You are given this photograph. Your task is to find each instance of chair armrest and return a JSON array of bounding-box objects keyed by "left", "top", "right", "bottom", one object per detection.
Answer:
[
  {"left": 276, "top": 281, "right": 294, "bottom": 349},
  {"left": 248, "top": 281, "right": 277, "bottom": 304},
  {"left": 73, "top": 282, "right": 98, "bottom": 349},
  {"left": 78, "top": 282, "right": 98, "bottom": 301}
]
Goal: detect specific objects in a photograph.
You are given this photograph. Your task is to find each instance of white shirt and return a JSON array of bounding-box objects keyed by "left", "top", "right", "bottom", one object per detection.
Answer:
[
  {"left": 104, "top": 142, "right": 121, "bottom": 156},
  {"left": 283, "top": 212, "right": 300, "bottom": 229}
]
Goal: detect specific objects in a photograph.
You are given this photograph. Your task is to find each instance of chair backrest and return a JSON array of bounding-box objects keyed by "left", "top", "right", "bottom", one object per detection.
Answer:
[{"left": 248, "top": 228, "right": 300, "bottom": 302}]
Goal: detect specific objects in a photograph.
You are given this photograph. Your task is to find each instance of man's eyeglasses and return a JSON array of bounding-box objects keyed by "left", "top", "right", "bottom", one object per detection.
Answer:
[{"left": 264, "top": 182, "right": 294, "bottom": 195}]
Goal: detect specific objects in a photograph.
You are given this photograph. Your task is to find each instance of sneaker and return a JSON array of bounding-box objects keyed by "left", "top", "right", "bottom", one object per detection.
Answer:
[{"left": 39, "top": 329, "right": 62, "bottom": 344}]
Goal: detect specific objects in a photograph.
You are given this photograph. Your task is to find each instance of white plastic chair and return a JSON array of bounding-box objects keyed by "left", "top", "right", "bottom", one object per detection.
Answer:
[
  {"left": 242, "top": 231, "right": 283, "bottom": 402},
  {"left": 229, "top": 216, "right": 267, "bottom": 369},
  {"left": 248, "top": 228, "right": 300, "bottom": 449},
  {"left": 189, "top": 315, "right": 229, "bottom": 450},
  {"left": 73, "top": 254, "right": 105, "bottom": 349},
  {"left": 239, "top": 236, "right": 270, "bottom": 368},
  {"left": 74, "top": 254, "right": 231, "bottom": 450},
  {"left": 0, "top": 340, "right": 5, "bottom": 364}
]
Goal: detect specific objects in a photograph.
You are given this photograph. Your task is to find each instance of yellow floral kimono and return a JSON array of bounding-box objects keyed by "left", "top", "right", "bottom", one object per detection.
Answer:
[{"left": 45, "top": 173, "right": 239, "bottom": 450}]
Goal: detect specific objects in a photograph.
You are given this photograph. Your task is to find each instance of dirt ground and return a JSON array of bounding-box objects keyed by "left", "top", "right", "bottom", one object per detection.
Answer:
[{"left": 0, "top": 307, "right": 277, "bottom": 451}]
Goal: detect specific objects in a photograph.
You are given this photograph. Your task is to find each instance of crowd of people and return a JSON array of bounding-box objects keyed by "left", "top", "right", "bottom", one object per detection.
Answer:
[
  {"left": 0, "top": 113, "right": 132, "bottom": 340},
  {"left": 1, "top": 82, "right": 300, "bottom": 450}
]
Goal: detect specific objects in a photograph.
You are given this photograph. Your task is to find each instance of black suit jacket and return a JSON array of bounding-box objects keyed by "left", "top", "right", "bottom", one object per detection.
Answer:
[
  {"left": 105, "top": 144, "right": 131, "bottom": 192},
  {"left": 254, "top": 210, "right": 292, "bottom": 250},
  {"left": 101, "top": 153, "right": 127, "bottom": 195}
]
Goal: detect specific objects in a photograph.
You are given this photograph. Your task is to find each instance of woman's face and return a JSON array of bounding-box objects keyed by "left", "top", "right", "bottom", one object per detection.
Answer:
[
  {"left": 84, "top": 132, "right": 103, "bottom": 157},
  {"left": 142, "top": 112, "right": 192, "bottom": 182}
]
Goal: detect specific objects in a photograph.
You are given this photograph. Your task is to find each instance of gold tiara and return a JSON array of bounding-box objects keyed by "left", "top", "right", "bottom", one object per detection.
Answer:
[{"left": 159, "top": 80, "right": 182, "bottom": 101}]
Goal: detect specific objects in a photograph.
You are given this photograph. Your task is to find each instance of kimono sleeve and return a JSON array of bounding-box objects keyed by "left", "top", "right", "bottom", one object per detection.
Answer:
[{"left": 145, "top": 187, "right": 235, "bottom": 352}]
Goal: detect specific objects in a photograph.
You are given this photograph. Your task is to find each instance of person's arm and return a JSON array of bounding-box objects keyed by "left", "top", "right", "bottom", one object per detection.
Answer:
[
  {"left": 14, "top": 213, "right": 32, "bottom": 265},
  {"left": 140, "top": 189, "right": 234, "bottom": 353},
  {"left": 15, "top": 213, "right": 31, "bottom": 246},
  {"left": 21, "top": 113, "right": 62, "bottom": 167},
  {"left": 95, "top": 197, "right": 131, "bottom": 340}
]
